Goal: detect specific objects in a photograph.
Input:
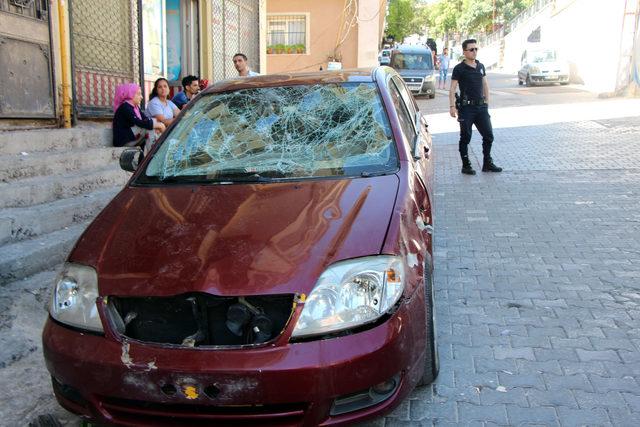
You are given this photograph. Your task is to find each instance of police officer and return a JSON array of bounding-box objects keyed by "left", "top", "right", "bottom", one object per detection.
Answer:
[{"left": 449, "top": 39, "right": 502, "bottom": 175}]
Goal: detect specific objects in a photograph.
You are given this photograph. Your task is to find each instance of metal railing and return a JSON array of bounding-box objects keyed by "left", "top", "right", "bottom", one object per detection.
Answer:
[
  {"left": 479, "top": 0, "right": 554, "bottom": 46},
  {"left": 0, "top": 0, "right": 48, "bottom": 21}
]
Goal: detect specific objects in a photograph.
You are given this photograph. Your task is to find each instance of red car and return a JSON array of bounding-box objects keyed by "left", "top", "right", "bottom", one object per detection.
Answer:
[{"left": 43, "top": 67, "right": 438, "bottom": 426}]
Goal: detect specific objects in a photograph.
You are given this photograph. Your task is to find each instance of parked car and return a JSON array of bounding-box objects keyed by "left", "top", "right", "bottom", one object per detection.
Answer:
[
  {"left": 389, "top": 45, "right": 436, "bottom": 98},
  {"left": 518, "top": 47, "right": 570, "bottom": 86},
  {"left": 43, "top": 67, "right": 438, "bottom": 426},
  {"left": 378, "top": 48, "right": 391, "bottom": 65}
]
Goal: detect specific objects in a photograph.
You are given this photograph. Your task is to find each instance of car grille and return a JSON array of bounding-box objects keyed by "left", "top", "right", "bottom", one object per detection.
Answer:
[
  {"left": 100, "top": 397, "right": 307, "bottom": 426},
  {"left": 108, "top": 293, "right": 296, "bottom": 347},
  {"left": 402, "top": 77, "right": 424, "bottom": 84}
]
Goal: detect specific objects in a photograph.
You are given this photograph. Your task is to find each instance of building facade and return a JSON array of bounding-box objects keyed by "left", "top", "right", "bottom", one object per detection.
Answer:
[{"left": 265, "top": 0, "right": 386, "bottom": 74}]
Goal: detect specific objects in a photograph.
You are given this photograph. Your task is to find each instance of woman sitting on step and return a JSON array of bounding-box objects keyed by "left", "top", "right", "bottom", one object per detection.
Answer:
[{"left": 112, "top": 83, "right": 165, "bottom": 154}]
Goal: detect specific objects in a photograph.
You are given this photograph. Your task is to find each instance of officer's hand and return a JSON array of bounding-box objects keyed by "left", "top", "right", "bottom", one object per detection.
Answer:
[{"left": 449, "top": 106, "right": 457, "bottom": 118}]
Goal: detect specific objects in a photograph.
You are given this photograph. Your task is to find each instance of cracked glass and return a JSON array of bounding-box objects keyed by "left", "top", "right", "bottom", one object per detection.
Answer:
[{"left": 139, "top": 82, "right": 398, "bottom": 183}]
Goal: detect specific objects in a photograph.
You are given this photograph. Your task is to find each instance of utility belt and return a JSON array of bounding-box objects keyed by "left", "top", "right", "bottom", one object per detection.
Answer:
[{"left": 459, "top": 98, "right": 487, "bottom": 106}]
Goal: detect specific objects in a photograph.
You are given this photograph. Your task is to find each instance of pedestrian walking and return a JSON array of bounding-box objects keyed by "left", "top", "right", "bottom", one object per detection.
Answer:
[
  {"left": 449, "top": 39, "right": 502, "bottom": 175},
  {"left": 438, "top": 47, "right": 450, "bottom": 89},
  {"left": 172, "top": 75, "right": 200, "bottom": 110},
  {"left": 233, "top": 53, "right": 260, "bottom": 77}
]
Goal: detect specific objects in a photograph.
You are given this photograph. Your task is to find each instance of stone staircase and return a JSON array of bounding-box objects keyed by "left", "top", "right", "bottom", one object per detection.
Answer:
[{"left": 0, "top": 125, "right": 130, "bottom": 286}]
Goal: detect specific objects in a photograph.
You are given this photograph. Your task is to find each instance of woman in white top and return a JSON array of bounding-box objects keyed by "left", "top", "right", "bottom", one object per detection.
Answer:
[{"left": 146, "top": 78, "right": 180, "bottom": 128}]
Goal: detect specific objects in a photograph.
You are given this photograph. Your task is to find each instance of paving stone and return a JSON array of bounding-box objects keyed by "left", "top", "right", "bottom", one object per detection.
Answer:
[
  {"left": 494, "top": 346, "right": 536, "bottom": 361},
  {"left": 506, "top": 405, "right": 559, "bottom": 426},
  {"left": 576, "top": 349, "right": 621, "bottom": 363},
  {"left": 544, "top": 373, "right": 594, "bottom": 392},
  {"left": 556, "top": 407, "right": 612, "bottom": 427},
  {"left": 457, "top": 402, "right": 508, "bottom": 424},
  {"left": 409, "top": 400, "right": 457, "bottom": 423},
  {"left": 573, "top": 390, "right": 627, "bottom": 410},
  {"left": 525, "top": 388, "right": 579, "bottom": 409}
]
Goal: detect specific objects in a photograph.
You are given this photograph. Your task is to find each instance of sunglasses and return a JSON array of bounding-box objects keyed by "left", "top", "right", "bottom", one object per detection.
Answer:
[{"left": 465, "top": 48, "right": 479, "bottom": 52}]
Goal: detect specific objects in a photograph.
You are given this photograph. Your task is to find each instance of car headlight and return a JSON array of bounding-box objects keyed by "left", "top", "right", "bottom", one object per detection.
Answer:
[
  {"left": 49, "top": 263, "right": 103, "bottom": 332},
  {"left": 292, "top": 256, "right": 405, "bottom": 339}
]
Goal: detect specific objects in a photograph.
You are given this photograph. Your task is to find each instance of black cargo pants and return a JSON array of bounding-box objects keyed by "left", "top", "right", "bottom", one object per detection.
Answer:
[{"left": 457, "top": 104, "right": 494, "bottom": 159}]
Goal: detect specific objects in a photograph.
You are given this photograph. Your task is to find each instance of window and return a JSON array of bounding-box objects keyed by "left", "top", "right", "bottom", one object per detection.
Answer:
[
  {"left": 267, "top": 14, "right": 308, "bottom": 54},
  {"left": 388, "top": 79, "right": 417, "bottom": 149}
]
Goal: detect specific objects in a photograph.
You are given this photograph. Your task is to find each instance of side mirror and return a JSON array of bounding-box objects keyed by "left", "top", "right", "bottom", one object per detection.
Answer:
[{"left": 119, "top": 148, "right": 143, "bottom": 172}]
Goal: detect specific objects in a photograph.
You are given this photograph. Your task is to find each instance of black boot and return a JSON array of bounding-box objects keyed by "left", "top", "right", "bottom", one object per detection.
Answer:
[
  {"left": 461, "top": 156, "right": 476, "bottom": 175},
  {"left": 482, "top": 157, "right": 503, "bottom": 172}
]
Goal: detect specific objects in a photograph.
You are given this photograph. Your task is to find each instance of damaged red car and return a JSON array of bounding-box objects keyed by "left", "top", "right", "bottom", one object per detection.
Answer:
[{"left": 42, "top": 66, "right": 438, "bottom": 426}]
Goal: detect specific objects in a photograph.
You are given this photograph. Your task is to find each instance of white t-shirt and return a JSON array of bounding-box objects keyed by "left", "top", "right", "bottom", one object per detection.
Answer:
[{"left": 147, "top": 97, "right": 178, "bottom": 120}]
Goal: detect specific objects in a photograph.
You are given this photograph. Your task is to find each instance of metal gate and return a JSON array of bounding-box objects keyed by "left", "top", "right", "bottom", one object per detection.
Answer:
[
  {"left": 69, "top": 0, "right": 143, "bottom": 117},
  {"left": 0, "top": 0, "right": 55, "bottom": 118},
  {"left": 212, "top": 0, "right": 259, "bottom": 81}
]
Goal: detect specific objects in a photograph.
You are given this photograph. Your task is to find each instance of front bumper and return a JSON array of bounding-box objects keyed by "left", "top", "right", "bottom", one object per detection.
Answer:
[
  {"left": 43, "top": 292, "right": 426, "bottom": 426},
  {"left": 530, "top": 73, "right": 569, "bottom": 83}
]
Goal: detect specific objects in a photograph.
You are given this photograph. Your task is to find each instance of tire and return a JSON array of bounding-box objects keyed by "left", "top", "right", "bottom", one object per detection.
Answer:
[
  {"left": 560, "top": 81, "right": 569, "bottom": 86},
  {"left": 518, "top": 78, "right": 523, "bottom": 86},
  {"left": 417, "top": 256, "right": 439, "bottom": 386},
  {"left": 428, "top": 94, "right": 435, "bottom": 99},
  {"left": 525, "top": 75, "right": 533, "bottom": 87}
]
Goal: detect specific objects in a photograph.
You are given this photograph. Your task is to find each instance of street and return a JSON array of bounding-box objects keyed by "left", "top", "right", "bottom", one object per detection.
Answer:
[{"left": 360, "top": 72, "right": 640, "bottom": 426}]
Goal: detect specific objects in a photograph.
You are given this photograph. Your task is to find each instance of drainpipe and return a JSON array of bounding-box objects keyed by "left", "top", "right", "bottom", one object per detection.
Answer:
[{"left": 57, "top": 0, "right": 72, "bottom": 128}]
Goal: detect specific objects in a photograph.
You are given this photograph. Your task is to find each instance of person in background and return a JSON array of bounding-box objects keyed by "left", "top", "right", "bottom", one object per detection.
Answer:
[
  {"left": 147, "top": 78, "right": 180, "bottom": 127},
  {"left": 172, "top": 75, "right": 200, "bottom": 110},
  {"left": 438, "top": 47, "right": 450, "bottom": 89},
  {"left": 233, "top": 53, "right": 260, "bottom": 77},
  {"left": 112, "top": 83, "right": 164, "bottom": 154}
]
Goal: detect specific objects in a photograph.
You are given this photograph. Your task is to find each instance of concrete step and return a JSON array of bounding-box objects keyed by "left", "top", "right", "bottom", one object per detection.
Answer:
[
  {"left": 0, "top": 125, "right": 112, "bottom": 155},
  {"left": 0, "top": 146, "right": 125, "bottom": 183},
  {"left": 0, "top": 166, "right": 129, "bottom": 209},
  {"left": 0, "top": 222, "right": 88, "bottom": 286},
  {"left": 0, "top": 187, "right": 120, "bottom": 245}
]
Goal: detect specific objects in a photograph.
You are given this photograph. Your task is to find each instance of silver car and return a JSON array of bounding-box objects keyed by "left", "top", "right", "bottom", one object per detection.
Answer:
[
  {"left": 518, "top": 48, "right": 570, "bottom": 86},
  {"left": 379, "top": 49, "right": 391, "bottom": 65}
]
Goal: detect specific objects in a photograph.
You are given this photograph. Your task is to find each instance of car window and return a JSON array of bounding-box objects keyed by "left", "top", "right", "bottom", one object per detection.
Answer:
[
  {"left": 531, "top": 50, "right": 557, "bottom": 62},
  {"left": 139, "top": 83, "right": 399, "bottom": 183},
  {"left": 388, "top": 78, "right": 417, "bottom": 149},
  {"left": 392, "top": 76, "right": 418, "bottom": 122}
]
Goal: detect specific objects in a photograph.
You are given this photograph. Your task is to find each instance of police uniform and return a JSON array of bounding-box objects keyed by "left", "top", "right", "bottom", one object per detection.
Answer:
[{"left": 451, "top": 59, "right": 501, "bottom": 173}]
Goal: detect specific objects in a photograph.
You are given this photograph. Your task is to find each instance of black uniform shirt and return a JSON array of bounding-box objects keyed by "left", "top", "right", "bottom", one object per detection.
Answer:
[{"left": 451, "top": 60, "right": 486, "bottom": 100}]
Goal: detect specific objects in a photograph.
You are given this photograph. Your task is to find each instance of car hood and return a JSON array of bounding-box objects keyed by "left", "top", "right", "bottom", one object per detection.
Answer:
[{"left": 70, "top": 176, "right": 399, "bottom": 297}]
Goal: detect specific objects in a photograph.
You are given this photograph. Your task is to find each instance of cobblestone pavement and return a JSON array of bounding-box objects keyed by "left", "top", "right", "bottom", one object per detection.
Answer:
[{"left": 361, "top": 112, "right": 640, "bottom": 426}]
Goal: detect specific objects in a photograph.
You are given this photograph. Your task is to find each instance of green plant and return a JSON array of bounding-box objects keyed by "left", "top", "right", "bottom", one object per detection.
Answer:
[
  {"left": 274, "top": 44, "right": 285, "bottom": 54},
  {"left": 266, "top": 45, "right": 274, "bottom": 54},
  {"left": 295, "top": 44, "right": 306, "bottom": 54},
  {"left": 285, "top": 45, "right": 294, "bottom": 54}
]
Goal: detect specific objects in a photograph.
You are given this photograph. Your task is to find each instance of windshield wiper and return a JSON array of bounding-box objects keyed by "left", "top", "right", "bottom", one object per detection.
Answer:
[{"left": 360, "top": 170, "right": 393, "bottom": 178}]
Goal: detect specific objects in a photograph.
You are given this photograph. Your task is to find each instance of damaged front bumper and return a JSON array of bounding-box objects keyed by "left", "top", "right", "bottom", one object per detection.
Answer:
[{"left": 42, "top": 292, "right": 425, "bottom": 426}]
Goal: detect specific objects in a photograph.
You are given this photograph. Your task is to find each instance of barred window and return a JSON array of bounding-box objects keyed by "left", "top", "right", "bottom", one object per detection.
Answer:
[{"left": 267, "top": 14, "right": 307, "bottom": 54}]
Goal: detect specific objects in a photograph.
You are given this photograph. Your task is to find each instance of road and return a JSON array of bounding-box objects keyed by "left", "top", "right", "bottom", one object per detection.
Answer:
[{"left": 360, "top": 73, "right": 640, "bottom": 426}]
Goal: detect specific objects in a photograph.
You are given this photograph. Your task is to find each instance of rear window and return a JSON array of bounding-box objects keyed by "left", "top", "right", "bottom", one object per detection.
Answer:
[{"left": 138, "top": 83, "right": 398, "bottom": 184}]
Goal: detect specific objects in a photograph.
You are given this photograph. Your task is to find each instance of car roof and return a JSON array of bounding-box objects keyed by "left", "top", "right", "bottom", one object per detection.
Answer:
[
  {"left": 393, "top": 44, "right": 432, "bottom": 54},
  {"left": 203, "top": 69, "right": 378, "bottom": 94}
]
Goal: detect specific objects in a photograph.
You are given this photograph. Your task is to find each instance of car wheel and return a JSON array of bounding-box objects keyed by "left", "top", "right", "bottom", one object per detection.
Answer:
[
  {"left": 417, "top": 255, "right": 439, "bottom": 387},
  {"left": 428, "top": 94, "right": 435, "bottom": 99},
  {"left": 525, "top": 75, "right": 533, "bottom": 87},
  {"left": 560, "top": 81, "right": 569, "bottom": 85},
  {"left": 518, "top": 78, "right": 523, "bottom": 86}
]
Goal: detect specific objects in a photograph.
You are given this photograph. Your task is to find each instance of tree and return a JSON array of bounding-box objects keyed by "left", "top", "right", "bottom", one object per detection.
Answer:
[{"left": 386, "top": 0, "right": 416, "bottom": 43}]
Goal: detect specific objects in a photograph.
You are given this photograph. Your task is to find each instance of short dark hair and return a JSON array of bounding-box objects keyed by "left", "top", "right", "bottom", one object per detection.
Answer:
[
  {"left": 181, "top": 75, "right": 199, "bottom": 89},
  {"left": 462, "top": 39, "right": 477, "bottom": 50},
  {"left": 233, "top": 53, "right": 247, "bottom": 61}
]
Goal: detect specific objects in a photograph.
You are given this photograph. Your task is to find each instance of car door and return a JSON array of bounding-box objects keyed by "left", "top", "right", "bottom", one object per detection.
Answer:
[
  {"left": 391, "top": 76, "right": 434, "bottom": 196},
  {"left": 387, "top": 75, "right": 433, "bottom": 251}
]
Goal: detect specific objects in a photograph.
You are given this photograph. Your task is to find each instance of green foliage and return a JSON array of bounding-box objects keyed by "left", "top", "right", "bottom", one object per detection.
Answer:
[
  {"left": 414, "top": 0, "right": 535, "bottom": 36},
  {"left": 386, "top": 0, "right": 416, "bottom": 42}
]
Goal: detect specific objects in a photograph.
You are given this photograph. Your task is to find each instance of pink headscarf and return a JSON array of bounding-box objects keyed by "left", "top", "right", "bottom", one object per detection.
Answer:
[{"left": 113, "top": 83, "right": 142, "bottom": 120}]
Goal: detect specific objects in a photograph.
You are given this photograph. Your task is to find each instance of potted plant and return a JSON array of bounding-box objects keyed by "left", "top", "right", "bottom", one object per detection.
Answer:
[
  {"left": 266, "top": 45, "right": 274, "bottom": 54},
  {"left": 274, "top": 44, "right": 285, "bottom": 54},
  {"left": 285, "top": 45, "right": 294, "bottom": 54},
  {"left": 295, "top": 44, "right": 305, "bottom": 54}
]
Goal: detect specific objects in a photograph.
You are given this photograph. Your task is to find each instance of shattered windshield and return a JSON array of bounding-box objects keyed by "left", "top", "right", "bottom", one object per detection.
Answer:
[{"left": 139, "top": 83, "right": 398, "bottom": 184}]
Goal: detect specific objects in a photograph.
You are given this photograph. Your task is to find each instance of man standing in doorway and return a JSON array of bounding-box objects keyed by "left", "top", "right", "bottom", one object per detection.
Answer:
[
  {"left": 172, "top": 75, "right": 200, "bottom": 110},
  {"left": 438, "top": 47, "right": 450, "bottom": 89},
  {"left": 233, "top": 53, "right": 260, "bottom": 77},
  {"left": 449, "top": 39, "right": 502, "bottom": 175}
]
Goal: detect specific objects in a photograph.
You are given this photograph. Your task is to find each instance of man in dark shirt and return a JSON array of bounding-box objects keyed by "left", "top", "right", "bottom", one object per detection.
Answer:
[
  {"left": 449, "top": 39, "right": 502, "bottom": 175},
  {"left": 172, "top": 75, "right": 200, "bottom": 110}
]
